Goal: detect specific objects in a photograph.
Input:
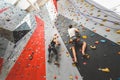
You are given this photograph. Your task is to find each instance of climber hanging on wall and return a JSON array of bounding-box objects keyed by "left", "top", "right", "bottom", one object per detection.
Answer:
[
  {"left": 68, "top": 25, "right": 90, "bottom": 64},
  {"left": 47, "top": 34, "right": 60, "bottom": 65}
]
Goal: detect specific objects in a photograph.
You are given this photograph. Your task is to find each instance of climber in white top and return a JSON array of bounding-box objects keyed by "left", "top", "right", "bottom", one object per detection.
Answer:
[
  {"left": 67, "top": 25, "right": 89, "bottom": 64},
  {"left": 68, "top": 25, "right": 79, "bottom": 38}
]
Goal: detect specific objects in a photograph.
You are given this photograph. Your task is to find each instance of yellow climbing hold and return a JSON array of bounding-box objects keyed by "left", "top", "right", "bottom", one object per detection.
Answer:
[
  {"left": 98, "top": 68, "right": 110, "bottom": 73},
  {"left": 117, "top": 41, "right": 120, "bottom": 44},
  {"left": 66, "top": 52, "right": 69, "bottom": 57},
  {"left": 116, "top": 30, "right": 120, "bottom": 34},
  {"left": 82, "top": 35, "right": 87, "bottom": 39},
  {"left": 81, "top": 0, "right": 84, "bottom": 2},
  {"left": 114, "top": 22, "right": 119, "bottom": 25},
  {"left": 90, "top": 45, "right": 96, "bottom": 49},
  {"left": 69, "top": 75, "right": 73, "bottom": 79},
  {"left": 100, "top": 23, "right": 104, "bottom": 26},
  {"left": 102, "top": 19, "right": 107, "bottom": 22}
]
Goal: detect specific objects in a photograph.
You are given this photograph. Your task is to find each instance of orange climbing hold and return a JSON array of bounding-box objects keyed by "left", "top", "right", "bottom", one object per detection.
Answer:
[
  {"left": 118, "top": 52, "right": 120, "bottom": 55},
  {"left": 106, "top": 28, "right": 110, "bottom": 32}
]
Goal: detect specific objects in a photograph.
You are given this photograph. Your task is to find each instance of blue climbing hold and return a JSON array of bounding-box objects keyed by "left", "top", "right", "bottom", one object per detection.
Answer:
[
  {"left": 112, "top": 43, "right": 116, "bottom": 46},
  {"left": 100, "top": 40, "right": 106, "bottom": 43},
  {"left": 90, "top": 33, "right": 95, "bottom": 37}
]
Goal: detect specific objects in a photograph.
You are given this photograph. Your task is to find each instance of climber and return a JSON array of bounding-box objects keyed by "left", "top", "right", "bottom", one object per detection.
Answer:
[
  {"left": 75, "top": 37, "right": 90, "bottom": 59},
  {"left": 68, "top": 25, "right": 89, "bottom": 63},
  {"left": 47, "top": 34, "right": 60, "bottom": 65}
]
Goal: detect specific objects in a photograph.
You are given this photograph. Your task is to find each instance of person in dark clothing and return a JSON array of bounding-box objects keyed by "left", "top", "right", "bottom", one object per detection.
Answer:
[{"left": 47, "top": 34, "right": 60, "bottom": 65}]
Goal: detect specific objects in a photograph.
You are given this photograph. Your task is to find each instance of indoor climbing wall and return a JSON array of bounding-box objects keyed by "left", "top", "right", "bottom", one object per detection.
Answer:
[
  {"left": 45, "top": 17, "right": 83, "bottom": 80},
  {"left": 46, "top": 0, "right": 58, "bottom": 21},
  {"left": 6, "top": 16, "right": 46, "bottom": 80},
  {"left": 0, "top": 1, "right": 27, "bottom": 31},
  {"left": 0, "top": 1, "right": 37, "bottom": 80},
  {"left": 0, "top": 0, "right": 120, "bottom": 80},
  {"left": 37, "top": 3, "right": 83, "bottom": 80},
  {"left": 57, "top": 0, "right": 120, "bottom": 45},
  {"left": 55, "top": 14, "right": 120, "bottom": 80}
]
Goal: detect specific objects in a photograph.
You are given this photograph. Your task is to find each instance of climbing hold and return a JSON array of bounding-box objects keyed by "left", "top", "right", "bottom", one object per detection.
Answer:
[
  {"left": 83, "top": 62, "right": 87, "bottom": 65},
  {"left": 75, "top": 75, "right": 78, "bottom": 80},
  {"left": 93, "top": 29, "right": 96, "bottom": 33},
  {"left": 64, "top": 41, "right": 67, "bottom": 44},
  {"left": 95, "top": 41, "right": 99, "bottom": 44},
  {"left": 82, "top": 35, "right": 87, "bottom": 39},
  {"left": 97, "top": 15, "right": 101, "bottom": 17},
  {"left": 90, "top": 45, "right": 96, "bottom": 50},
  {"left": 91, "top": 5, "right": 94, "bottom": 7},
  {"left": 117, "top": 52, "right": 120, "bottom": 55},
  {"left": 98, "top": 10, "right": 101, "bottom": 12},
  {"left": 90, "top": 13, "right": 93, "bottom": 15},
  {"left": 98, "top": 68, "right": 110, "bottom": 72},
  {"left": 90, "top": 33, "right": 95, "bottom": 37},
  {"left": 104, "top": 15, "right": 108, "bottom": 17},
  {"left": 100, "top": 40, "right": 106, "bottom": 43},
  {"left": 28, "top": 52, "right": 34, "bottom": 60},
  {"left": 114, "top": 22, "right": 119, "bottom": 25},
  {"left": 106, "top": 28, "right": 110, "bottom": 32},
  {"left": 102, "top": 19, "right": 107, "bottom": 22},
  {"left": 116, "top": 30, "right": 120, "bottom": 34},
  {"left": 66, "top": 52, "right": 69, "bottom": 57},
  {"left": 86, "top": 19, "right": 89, "bottom": 21},
  {"left": 117, "top": 41, "right": 120, "bottom": 44},
  {"left": 69, "top": 75, "right": 73, "bottom": 79},
  {"left": 54, "top": 75, "right": 57, "bottom": 79},
  {"left": 104, "top": 35, "right": 107, "bottom": 37},
  {"left": 100, "top": 23, "right": 104, "bottom": 26}
]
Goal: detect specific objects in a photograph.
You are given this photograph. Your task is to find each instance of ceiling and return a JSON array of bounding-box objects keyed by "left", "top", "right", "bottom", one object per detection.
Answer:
[{"left": 4, "top": 0, "right": 49, "bottom": 12}]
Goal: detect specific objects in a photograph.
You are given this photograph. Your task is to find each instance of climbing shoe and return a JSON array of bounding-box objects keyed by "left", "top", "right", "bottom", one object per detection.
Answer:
[
  {"left": 47, "top": 59, "right": 52, "bottom": 63},
  {"left": 72, "top": 62, "right": 78, "bottom": 67},
  {"left": 83, "top": 54, "right": 90, "bottom": 59},
  {"left": 54, "top": 61, "right": 59, "bottom": 65}
]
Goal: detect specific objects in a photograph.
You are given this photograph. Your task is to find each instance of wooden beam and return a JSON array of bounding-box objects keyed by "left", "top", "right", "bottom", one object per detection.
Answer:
[
  {"left": 14, "top": 0, "right": 21, "bottom": 6},
  {"left": 26, "top": 0, "right": 38, "bottom": 11}
]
